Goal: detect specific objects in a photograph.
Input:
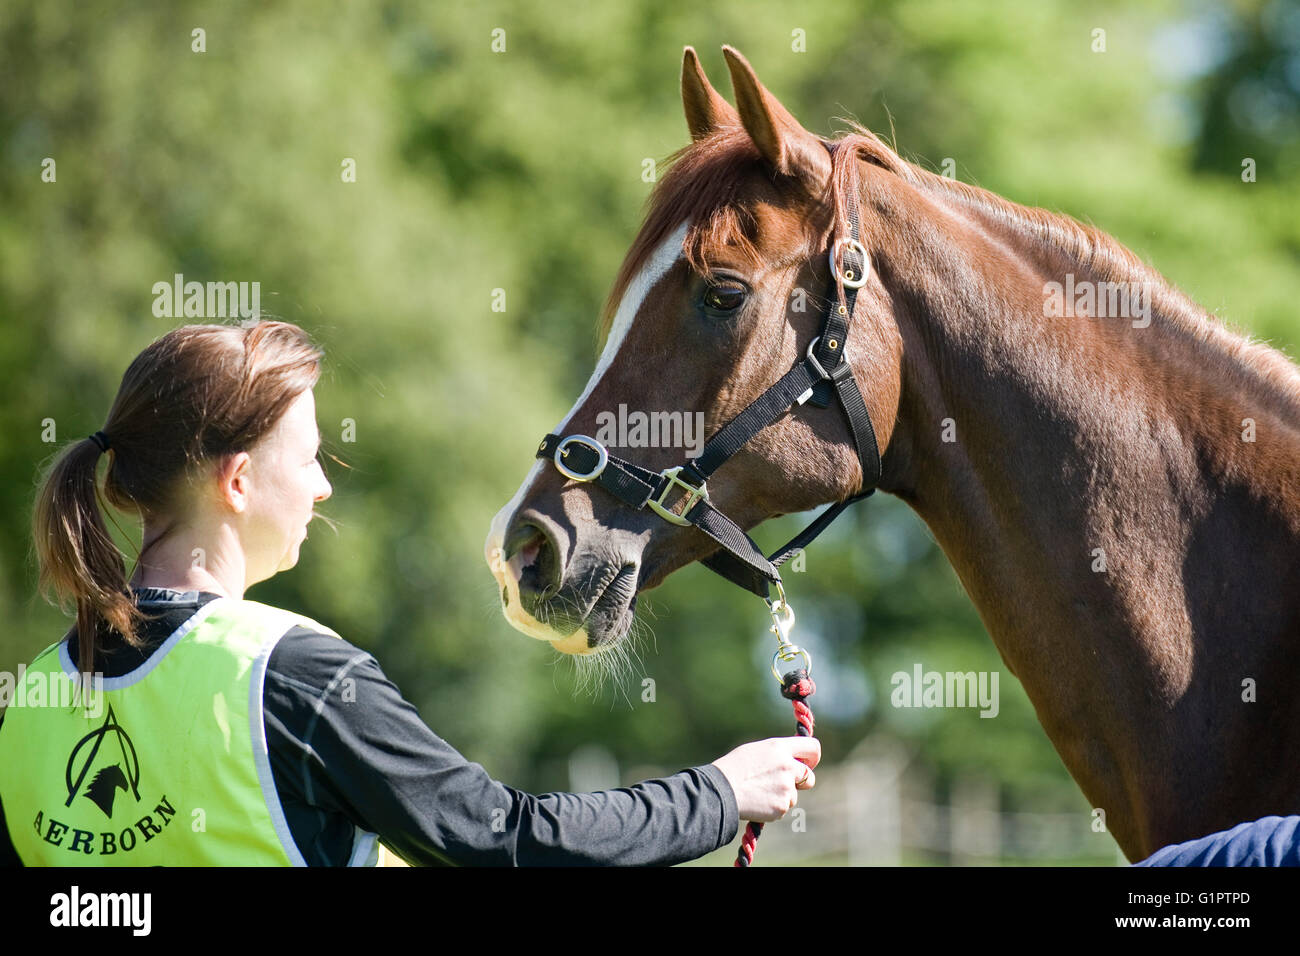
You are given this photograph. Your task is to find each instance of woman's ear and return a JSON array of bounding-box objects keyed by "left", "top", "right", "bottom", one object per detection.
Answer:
[{"left": 215, "top": 451, "right": 253, "bottom": 514}]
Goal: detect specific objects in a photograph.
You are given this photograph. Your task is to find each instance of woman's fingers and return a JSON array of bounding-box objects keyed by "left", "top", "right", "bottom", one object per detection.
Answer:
[
  {"left": 710, "top": 736, "right": 824, "bottom": 821},
  {"left": 787, "top": 736, "right": 821, "bottom": 768}
]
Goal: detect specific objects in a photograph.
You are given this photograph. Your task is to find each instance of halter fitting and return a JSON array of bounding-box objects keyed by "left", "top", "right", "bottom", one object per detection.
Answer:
[{"left": 552, "top": 434, "right": 608, "bottom": 482}]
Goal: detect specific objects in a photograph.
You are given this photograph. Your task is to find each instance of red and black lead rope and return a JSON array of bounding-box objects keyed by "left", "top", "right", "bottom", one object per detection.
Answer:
[{"left": 734, "top": 668, "right": 816, "bottom": 867}]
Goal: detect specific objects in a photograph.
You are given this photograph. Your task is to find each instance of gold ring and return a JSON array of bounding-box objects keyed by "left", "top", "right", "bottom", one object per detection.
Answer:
[{"left": 797, "top": 767, "right": 810, "bottom": 787}]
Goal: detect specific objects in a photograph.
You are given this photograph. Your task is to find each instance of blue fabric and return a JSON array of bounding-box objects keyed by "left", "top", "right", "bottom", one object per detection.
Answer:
[{"left": 1134, "top": 815, "right": 1300, "bottom": 866}]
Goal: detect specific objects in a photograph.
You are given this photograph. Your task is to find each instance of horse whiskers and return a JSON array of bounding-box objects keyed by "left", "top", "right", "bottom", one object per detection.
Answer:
[{"left": 567, "top": 603, "right": 653, "bottom": 703}]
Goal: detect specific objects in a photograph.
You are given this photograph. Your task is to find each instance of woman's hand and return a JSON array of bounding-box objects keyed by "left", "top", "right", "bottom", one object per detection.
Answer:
[{"left": 711, "top": 736, "right": 821, "bottom": 823}]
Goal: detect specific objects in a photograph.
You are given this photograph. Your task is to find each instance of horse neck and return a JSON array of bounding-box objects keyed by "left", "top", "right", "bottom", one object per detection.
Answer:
[
  {"left": 881, "top": 188, "right": 1300, "bottom": 634},
  {"left": 874, "top": 187, "right": 1300, "bottom": 855}
]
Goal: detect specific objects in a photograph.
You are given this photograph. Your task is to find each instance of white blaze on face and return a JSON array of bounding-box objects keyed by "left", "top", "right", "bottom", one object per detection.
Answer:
[{"left": 485, "top": 221, "right": 690, "bottom": 649}]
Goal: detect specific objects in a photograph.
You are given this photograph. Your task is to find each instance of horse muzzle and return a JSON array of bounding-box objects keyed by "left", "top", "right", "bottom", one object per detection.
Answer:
[{"left": 485, "top": 506, "right": 641, "bottom": 653}]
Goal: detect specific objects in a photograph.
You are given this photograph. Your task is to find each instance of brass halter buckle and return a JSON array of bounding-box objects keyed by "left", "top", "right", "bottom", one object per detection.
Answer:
[
  {"left": 829, "top": 237, "right": 871, "bottom": 289},
  {"left": 554, "top": 435, "right": 608, "bottom": 482},
  {"left": 648, "top": 466, "right": 709, "bottom": 526}
]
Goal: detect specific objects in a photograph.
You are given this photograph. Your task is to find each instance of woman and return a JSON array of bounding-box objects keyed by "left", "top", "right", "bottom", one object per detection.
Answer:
[{"left": 0, "top": 320, "right": 818, "bottom": 866}]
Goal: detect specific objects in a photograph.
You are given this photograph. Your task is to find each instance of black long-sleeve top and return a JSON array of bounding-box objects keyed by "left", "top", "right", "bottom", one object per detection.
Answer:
[{"left": 0, "top": 588, "right": 738, "bottom": 866}]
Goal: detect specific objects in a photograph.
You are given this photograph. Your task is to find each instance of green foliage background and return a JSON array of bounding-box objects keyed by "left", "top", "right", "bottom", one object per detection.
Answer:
[{"left": 2, "top": 0, "right": 1296, "bottom": 864}]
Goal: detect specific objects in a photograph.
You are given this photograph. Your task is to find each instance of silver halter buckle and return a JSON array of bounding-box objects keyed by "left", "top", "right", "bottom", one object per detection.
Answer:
[
  {"left": 554, "top": 435, "right": 608, "bottom": 482},
  {"left": 829, "top": 237, "right": 870, "bottom": 289}
]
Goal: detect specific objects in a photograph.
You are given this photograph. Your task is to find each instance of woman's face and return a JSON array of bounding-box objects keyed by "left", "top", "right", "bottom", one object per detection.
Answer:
[{"left": 239, "top": 388, "right": 332, "bottom": 581}]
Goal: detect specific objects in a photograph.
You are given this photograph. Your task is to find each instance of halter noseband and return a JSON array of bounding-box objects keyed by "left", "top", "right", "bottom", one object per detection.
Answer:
[{"left": 534, "top": 142, "right": 881, "bottom": 601}]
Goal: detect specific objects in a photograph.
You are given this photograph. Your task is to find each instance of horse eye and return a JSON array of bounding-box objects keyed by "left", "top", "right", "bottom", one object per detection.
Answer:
[{"left": 703, "top": 284, "right": 746, "bottom": 312}]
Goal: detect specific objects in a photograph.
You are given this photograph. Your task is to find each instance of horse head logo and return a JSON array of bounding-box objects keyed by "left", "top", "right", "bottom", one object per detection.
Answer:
[{"left": 64, "top": 703, "right": 141, "bottom": 819}]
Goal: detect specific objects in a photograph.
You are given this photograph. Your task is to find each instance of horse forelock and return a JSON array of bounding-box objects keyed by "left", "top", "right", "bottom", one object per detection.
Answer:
[
  {"left": 598, "top": 127, "right": 773, "bottom": 346},
  {"left": 596, "top": 122, "right": 940, "bottom": 346}
]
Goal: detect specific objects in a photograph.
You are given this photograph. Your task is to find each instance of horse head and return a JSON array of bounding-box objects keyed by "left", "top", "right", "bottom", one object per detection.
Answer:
[{"left": 485, "top": 46, "right": 904, "bottom": 654}]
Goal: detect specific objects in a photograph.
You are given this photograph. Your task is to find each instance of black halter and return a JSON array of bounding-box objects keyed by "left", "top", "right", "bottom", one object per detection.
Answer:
[{"left": 535, "top": 151, "right": 880, "bottom": 601}]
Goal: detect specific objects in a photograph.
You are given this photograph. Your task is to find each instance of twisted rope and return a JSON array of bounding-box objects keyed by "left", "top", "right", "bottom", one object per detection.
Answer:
[{"left": 734, "top": 668, "right": 816, "bottom": 867}]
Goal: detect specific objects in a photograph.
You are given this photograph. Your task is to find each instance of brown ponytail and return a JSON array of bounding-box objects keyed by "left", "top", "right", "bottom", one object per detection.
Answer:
[{"left": 31, "top": 320, "right": 325, "bottom": 673}]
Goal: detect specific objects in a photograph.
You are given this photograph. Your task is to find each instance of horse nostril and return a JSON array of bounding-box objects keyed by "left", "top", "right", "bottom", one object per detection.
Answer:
[
  {"left": 503, "top": 521, "right": 541, "bottom": 564},
  {"left": 503, "top": 519, "right": 561, "bottom": 601}
]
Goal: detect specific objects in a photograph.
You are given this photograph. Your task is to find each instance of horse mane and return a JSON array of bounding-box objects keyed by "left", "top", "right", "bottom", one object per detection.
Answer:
[{"left": 600, "top": 119, "right": 1300, "bottom": 409}]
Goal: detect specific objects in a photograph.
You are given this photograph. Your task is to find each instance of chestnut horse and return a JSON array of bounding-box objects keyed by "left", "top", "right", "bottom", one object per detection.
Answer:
[{"left": 483, "top": 45, "right": 1300, "bottom": 862}]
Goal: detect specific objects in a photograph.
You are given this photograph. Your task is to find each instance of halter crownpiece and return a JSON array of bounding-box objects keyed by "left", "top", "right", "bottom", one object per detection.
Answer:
[{"left": 535, "top": 139, "right": 881, "bottom": 601}]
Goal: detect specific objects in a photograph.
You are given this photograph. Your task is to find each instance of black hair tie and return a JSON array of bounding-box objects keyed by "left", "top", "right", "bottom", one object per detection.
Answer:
[{"left": 88, "top": 431, "right": 111, "bottom": 453}]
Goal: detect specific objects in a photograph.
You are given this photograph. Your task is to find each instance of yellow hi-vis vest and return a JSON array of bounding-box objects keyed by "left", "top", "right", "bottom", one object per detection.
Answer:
[{"left": 0, "top": 596, "right": 404, "bottom": 866}]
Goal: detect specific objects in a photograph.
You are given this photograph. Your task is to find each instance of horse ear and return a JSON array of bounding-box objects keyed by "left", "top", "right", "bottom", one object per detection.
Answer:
[
  {"left": 682, "top": 47, "right": 739, "bottom": 141},
  {"left": 721, "top": 45, "right": 830, "bottom": 193}
]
